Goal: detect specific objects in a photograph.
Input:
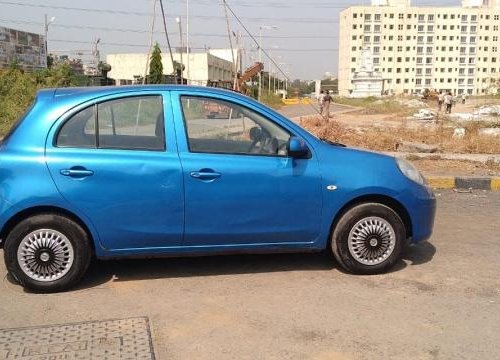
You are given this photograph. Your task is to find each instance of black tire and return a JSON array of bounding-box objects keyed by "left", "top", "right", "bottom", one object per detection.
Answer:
[
  {"left": 4, "top": 214, "right": 92, "bottom": 293},
  {"left": 331, "top": 203, "right": 405, "bottom": 275}
]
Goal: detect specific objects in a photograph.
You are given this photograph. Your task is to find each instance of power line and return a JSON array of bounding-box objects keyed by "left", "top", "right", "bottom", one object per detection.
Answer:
[
  {"left": 0, "top": 18, "right": 340, "bottom": 38},
  {"left": 48, "top": 38, "right": 339, "bottom": 52},
  {"left": 0, "top": 1, "right": 341, "bottom": 23}
]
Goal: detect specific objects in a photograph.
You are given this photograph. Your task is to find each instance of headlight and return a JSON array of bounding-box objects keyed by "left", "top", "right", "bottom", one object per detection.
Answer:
[{"left": 395, "top": 157, "right": 426, "bottom": 186}]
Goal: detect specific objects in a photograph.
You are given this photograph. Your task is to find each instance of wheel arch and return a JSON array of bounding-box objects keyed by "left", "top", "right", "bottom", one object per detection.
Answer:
[
  {"left": 329, "top": 194, "right": 412, "bottom": 243},
  {"left": 0, "top": 206, "right": 96, "bottom": 254}
]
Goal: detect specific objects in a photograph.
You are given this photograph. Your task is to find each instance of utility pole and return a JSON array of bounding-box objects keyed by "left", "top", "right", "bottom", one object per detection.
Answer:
[
  {"left": 93, "top": 38, "right": 101, "bottom": 75},
  {"left": 176, "top": 17, "right": 184, "bottom": 84},
  {"left": 186, "top": 0, "right": 190, "bottom": 84}
]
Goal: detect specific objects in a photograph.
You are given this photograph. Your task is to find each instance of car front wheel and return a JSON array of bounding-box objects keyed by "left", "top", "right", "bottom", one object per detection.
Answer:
[
  {"left": 4, "top": 214, "right": 91, "bottom": 293},
  {"left": 331, "top": 203, "right": 406, "bottom": 274}
]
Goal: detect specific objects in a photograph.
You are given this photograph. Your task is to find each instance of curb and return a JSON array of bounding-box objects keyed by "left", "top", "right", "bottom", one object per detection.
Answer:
[{"left": 427, "top": 176, "right": 500, "bottom": 190}]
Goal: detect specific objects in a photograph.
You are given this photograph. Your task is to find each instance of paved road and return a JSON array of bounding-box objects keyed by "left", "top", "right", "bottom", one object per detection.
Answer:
[
  {"left": 278, "top": 103, "right": 354, "bottom": 118},
  {"left": 1, "top": 191, "right": 500, "bottom": 359}
]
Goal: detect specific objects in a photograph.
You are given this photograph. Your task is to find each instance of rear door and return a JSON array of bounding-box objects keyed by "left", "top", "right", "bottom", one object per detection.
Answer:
[{"left": 45, "top": 92, "right": 184, "bottom": 251}]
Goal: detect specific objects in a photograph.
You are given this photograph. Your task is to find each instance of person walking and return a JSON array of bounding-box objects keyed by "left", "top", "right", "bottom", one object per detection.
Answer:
[
  {"left": 318, "top": 90, "right": 325, "bottom": 115},
  {"left": 461, "top": 93, "right": 466, "bottom": 105},
  {"left": 444, "top": 92, "right": 453, "bottom": 114},
  {"left": 323, "top": 90, "right": 332, "bottom": 118},
  {"left": 437, "top": 92, "right": 444, "bottom": 112}
]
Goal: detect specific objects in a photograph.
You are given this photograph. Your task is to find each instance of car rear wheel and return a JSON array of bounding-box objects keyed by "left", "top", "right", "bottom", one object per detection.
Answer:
[
  {"left": 4, "top": 214, "right": 91, "bottom": 293},
  {"left": 331, "top": 203, "right": 405, "bottom": 274}
]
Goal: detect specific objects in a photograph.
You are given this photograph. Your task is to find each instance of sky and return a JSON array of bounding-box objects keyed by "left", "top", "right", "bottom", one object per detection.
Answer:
[{"left": 1, "top": 0, "right": 461, "bottom": 80}]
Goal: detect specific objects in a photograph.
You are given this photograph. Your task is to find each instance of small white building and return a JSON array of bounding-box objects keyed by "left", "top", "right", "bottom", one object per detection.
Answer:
[{"left": 107, "top": 51, "right": 234, "bottom": 86}]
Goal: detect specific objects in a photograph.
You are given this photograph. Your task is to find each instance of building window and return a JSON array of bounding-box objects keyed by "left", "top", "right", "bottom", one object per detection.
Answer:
[
  {"left": 425, "top": 79, "right": 431, "bottom": 85},
  {"left": 467, "top": 79, "right": 474, "bottom": 85},
  {"left": 471, "top": 15, "right": 477, "bottom": 22},
  {"left": 418, "top": 14, "right": 425, "bottom": 21},
  {"left": 399, "top": 13, "right": 404, "bottom": 19},
  {"left": 425, "top": 68, "right": 432, "bottom": 75},
  {"left": 364, "top": 36, "right": 371, "bottom": 42},
  {"left": 353, "top": 25, "right": 357, "bottom": 30},
  {"left": 428, "top": 14, "right": 434, "bottom": 21},
  {"left": 407, "top": 13, "right": 412, "bottom": 19},
  {"left": 364, "top": 25, "right": 371, "bottom": 32},
  {"left": 459, "top": 57, "right": 466, "bottom": 64},
  {"left": 459, "top": 68, "right": 465, "bottom": 75},
  {"left": 389, "top": 13, "right": 394, "bottom": 19},
  {"left": 364, "top": 14, "right": 371, "bottom": 21},
  {"left": 373, "top": 46, "right": 380, "bottom": 54},
  {"left": 494, "top": 26, "right": 499, "bottom": 31},
  {"left": 397, "top": 57, "right": 402, "bottom": 62},
  {"left": 389, "top": 25, "right": 394, "bottom": 30},
  {"left": 418, "top": 36, "right": 424, "bottom": 43},
  {"left": 351, "top": 57, "right": 356, "bottom": 62},
  {"left": 416, "top": 68, "right": 423, "bottom": 74},
  {"left": 353, "top": 13, "right": 357, "bottom": 19},
  {"left": 396, "top": 79, "right": 401, "bottom": 84},
  {"left": 461, "top": 15, "right": 467, "bottom": 22},
  {"left": 494, "top": 36, "right": 498, "bottom": 42},
  {"left": 374, "top": 14, "right": 381, "bottom": 21},
  {"left": 470, "top": 37, "right": 476, "bottom": 44},
  {"left": 470, "top": 47, "right": 475, "bottom": 54},
  {"left": 374, "top": 25, "right": 381, "bottom": 32},
  {"left": 495, "top": 15, "right": 499, "bottom": 20},
  {"left": 352, "top": 35, "right": 357, "bottom": 40},
  {"left": 352, "top": 46, "right": 356, "bottom": 51},
  {"left": 398, "top": 35, "right": 403, "bottom": 41},
  {"left": 397, "top": 46, "right": 403, "bottom": 52},
  {"left": 468, "top": 58, "right": 474, "bottom": 64},
  {"left": 398, "top": 24, "right": 404, "bottom": 30},
  {"left": 426, "top": 47, "right": 433, "bottom": 54},
  {"left": 470, "top": 26, "right": 476, "bottom": 33},
  {"left": 427, "top": 36, "right": 433, "bottom": 43},
  {"left": 417, "top": 47, "right": 423, "bottom": 54},
  {"left": 459, "top": 78, "right": 465, "bottom": 84},
  {"left": 374, "top": 36, "right": 380, "bottom": 43},
  {"left": 418, "top": 25, "right": 424, "bottom": 32},
  {"left": 426, "top": 57, "right": 432, "bottom": 64},
  {"left": 460, "top": 47, "right": 466, "bottom": 54},
  {"left": 427, "top": 25, "right": 434, "bottom": 32},
  {"left": 443, "top": 25, "right": 447, "bottom": 30},
  {"left": 461, "top": 26, "right": 467, "bottom": 33}
]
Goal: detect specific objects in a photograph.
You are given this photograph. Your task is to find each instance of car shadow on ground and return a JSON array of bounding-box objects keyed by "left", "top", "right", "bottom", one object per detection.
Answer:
[{"left": 73, "top": 241, "right": 437, "bottom": 291}]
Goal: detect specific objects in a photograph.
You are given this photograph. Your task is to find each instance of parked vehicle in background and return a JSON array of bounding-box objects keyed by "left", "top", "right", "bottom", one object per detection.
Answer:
[{"left": 0, "top": 85, "right": 436, "bottom": 292}]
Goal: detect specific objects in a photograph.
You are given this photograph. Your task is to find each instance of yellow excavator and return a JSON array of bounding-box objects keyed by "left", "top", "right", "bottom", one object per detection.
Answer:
[{"left": 206, "top": 62, "right": 264, "bottom": 94}]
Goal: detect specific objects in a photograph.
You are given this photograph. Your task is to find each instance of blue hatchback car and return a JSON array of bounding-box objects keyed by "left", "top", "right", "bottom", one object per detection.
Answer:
[{"left": 0, "top": 86, "right": 436, "bottom": 292}]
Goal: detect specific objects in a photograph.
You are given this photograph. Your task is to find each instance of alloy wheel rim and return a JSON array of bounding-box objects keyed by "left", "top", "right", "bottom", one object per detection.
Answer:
[
  {"left": 347, "top": 216, "right": 396, "bottom": 266},
  {"left": 17, "top": 229, "right": 74, "bottom": 282}
]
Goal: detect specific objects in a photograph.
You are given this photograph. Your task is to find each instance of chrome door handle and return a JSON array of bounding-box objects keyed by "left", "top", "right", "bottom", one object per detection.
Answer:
[
  {"left": 190, "top": 171, "right": 221, "bottom": 181},
  {"left": 60, "top": 168, "right": 94, "bottom": 178}
]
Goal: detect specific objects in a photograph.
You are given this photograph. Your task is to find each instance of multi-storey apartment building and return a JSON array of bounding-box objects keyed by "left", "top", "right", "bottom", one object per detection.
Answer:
[{"left": 339, "top": 0, "right": 500, "bottom": 96}]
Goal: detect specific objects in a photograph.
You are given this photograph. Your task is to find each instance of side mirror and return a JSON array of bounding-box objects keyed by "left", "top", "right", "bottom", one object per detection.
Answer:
[{"left": 287, "top": 137, "right": 310, "bottom": 159}]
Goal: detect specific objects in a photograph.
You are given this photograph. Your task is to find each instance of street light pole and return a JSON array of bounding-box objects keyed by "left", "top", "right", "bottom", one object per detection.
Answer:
[
  {"left": 176, "top": 17, "right": 184, "bottom": 84},
  {"left": 258, "top": 25, "right": 277, "bottom": 102},
  {"left": 44, "top": 14, "right": 55, "bottom": 67}
]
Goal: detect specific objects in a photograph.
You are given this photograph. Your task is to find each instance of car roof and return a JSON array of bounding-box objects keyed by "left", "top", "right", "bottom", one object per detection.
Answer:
[{"left": 46, "top": 85, "right": 241, "bottom": 99}]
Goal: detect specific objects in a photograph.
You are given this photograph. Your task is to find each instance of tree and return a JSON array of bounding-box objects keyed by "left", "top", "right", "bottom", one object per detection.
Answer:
[{"left": 148, "top": 43, "right": 163, "bottom": 84}]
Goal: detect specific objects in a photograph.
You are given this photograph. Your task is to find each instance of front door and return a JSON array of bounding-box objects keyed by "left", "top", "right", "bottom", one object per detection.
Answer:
[
  {"left": 45, "top": 93, "right": 184, "bottom": 251},
  {"left": 173, "top": 93, "right": 322, "bottom": 247}
]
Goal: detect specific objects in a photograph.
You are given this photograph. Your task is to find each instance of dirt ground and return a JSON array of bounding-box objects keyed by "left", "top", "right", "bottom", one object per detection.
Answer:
[
  {"left": 292, "top": 98, "right": 500, "bottom": 177},
  {"left": 410, "top": 159, "right": 500, "bottom": 177},
  {"left": 1, "top": 191, "right": 500, "bottom": 359}
]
